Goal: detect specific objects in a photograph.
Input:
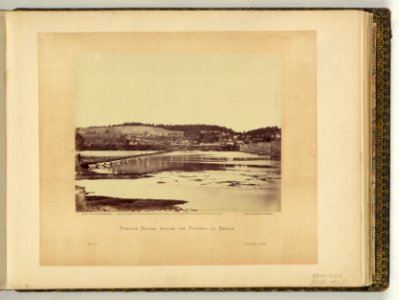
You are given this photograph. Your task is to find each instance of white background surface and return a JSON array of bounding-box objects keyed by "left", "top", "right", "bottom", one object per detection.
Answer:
[{"left": 0, "top": 0, "right": 397, "bottom": 299}]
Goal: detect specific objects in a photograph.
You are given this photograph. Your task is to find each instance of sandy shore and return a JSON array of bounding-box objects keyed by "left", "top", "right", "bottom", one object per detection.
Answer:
[{"left": 75, "top": 185, "right": 187, "bottom": 212}]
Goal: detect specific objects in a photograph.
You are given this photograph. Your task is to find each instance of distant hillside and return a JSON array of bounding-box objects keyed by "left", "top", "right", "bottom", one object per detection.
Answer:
[
  {"left": 114, "top": 122, "right": 235, "bottom": 135},
  {"left": 76, "top": 125, "right": 184, "bottom": 139},
  {"left": 113, "top": 125, "right": 183, "bottom": 136},
  {"left": 76, "top": 123, "right": 281, "bottom": 151},
  {"left": 103, "top": 122, "right": 281, "bottom": 135}
]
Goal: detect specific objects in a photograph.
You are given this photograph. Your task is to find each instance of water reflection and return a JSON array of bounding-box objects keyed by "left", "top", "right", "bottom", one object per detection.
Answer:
[{"left": 90, "top": 151, "right": 279, "bottom": 176}]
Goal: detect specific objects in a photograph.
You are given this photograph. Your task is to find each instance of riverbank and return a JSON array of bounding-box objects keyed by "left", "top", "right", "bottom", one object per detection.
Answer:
[{"left": 75, "top": 185, "right": 188, "bottom": 212}]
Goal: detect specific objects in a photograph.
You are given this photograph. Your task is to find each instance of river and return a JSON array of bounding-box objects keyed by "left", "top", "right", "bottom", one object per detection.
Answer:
[{"left": 76, "top": 150, "right": 281, "bottom": 212}]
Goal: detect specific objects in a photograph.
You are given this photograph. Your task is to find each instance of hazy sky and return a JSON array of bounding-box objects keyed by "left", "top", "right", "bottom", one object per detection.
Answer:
[{"left": 75, "top": 53, "right": 281, "bottom": 132}]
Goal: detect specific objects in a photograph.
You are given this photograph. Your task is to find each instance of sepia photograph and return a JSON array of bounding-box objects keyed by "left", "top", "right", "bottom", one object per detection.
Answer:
[{"left": 74, "top": 52, "right": 281, "bottom": 213}]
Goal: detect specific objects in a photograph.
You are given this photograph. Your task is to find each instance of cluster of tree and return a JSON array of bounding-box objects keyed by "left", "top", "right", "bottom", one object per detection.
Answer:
[
  {"left": 243, "top": 126, "right": 281, "bottom": 138},
  {"left": 76, "top": 132, "right": 84, "bottom": 150}
]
